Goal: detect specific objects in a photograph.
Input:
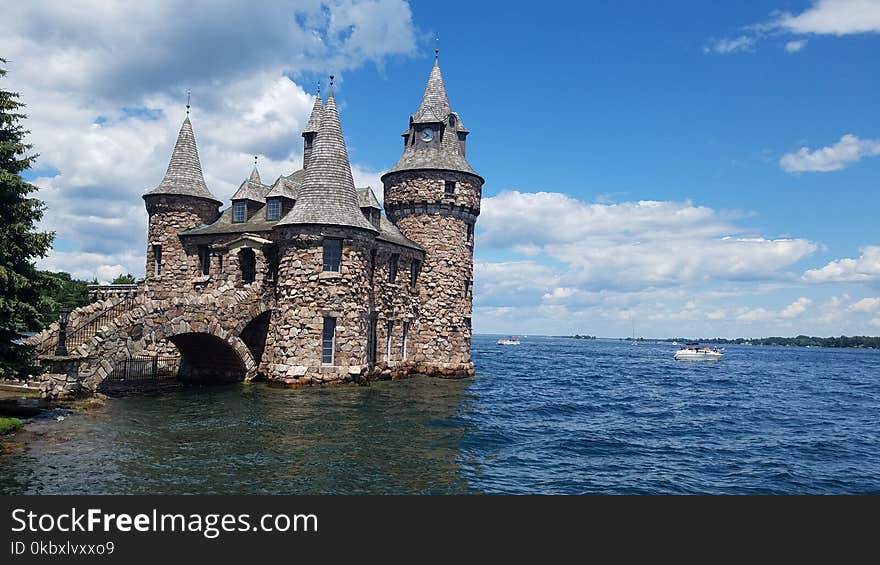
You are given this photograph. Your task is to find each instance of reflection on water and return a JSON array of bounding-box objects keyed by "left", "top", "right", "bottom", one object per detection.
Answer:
[{"left": 0, "top": 377, "right": 473, "bottom": 495}]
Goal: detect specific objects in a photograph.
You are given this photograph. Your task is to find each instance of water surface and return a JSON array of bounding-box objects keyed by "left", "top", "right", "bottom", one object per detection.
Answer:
[{"left": 2, "top": 336, "right": 878, "bottom": 494}]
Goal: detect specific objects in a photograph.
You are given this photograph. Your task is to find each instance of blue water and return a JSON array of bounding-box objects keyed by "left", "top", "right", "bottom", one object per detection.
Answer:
[{"left": 1, "top": 336, "right": 878, "bottom": 494}]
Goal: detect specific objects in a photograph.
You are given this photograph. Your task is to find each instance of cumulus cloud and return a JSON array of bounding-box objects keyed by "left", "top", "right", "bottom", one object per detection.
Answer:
[
  {"left": 848, "top": 297, "right": 880, "bottom": 312},
  {"left": 478, "top": 191, "right": 816, "bottom": 288},
  {"left": 775, "top": 0, "right": 880, "bottom": 35},
  {"left": 780, "top": 134, "right": 880, "bottom": 173},
  {"left": 804, "top": 246, "right": 880, "bottom": 282},
  {"left": 0, "top": 1, "right": 416, "bottom": 280},
  {"left": 706, "top": 0, "right": 880, "bottom": 55}
]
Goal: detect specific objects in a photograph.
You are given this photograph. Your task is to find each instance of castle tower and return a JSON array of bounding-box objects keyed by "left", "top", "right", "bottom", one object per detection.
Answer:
[
  {"left": 143, "top": 113, "right": 221, "bottom": 298},
  {"left": 302, "top": 91, "right": 323, "bottom": 169},
  {"left": 381, "top": 56, "right": 482, "bottom": 376},
  {"left": 267, "top": 87, "right": 379, "bottom": 383}
]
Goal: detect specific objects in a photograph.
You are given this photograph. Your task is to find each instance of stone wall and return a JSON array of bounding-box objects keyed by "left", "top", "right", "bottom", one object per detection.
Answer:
[
  {"left": 383, "top": 171, "right": 481, "bottom": 377},
  {"left": 143, "top": 194, "right": 219, "bottom": 300},
  {"left": 264, "top": 226, "right": 375, "bottom": 385}
]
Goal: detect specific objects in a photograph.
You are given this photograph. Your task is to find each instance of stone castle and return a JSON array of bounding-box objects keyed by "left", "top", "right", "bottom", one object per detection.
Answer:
[{"left": 29, "top": 58, "right": 482, "bottom": 392}]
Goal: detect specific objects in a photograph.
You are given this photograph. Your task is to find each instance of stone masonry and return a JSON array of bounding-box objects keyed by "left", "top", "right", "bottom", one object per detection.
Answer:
[{"left": 29, "top": 58, "right": 482, "bottom": 391}]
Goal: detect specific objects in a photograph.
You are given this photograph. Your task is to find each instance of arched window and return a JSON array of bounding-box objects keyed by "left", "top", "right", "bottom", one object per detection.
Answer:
[{"left": 239, "top": 248, "right": 256, "bottom": 283}]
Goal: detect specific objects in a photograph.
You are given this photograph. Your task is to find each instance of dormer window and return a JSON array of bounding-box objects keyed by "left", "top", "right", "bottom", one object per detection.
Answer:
[
  {"left": 266, "top": 198, "right": 281, "bottom": 221},
  {"left": 232, "top": 201, "right": 246, "bottom": 223}
]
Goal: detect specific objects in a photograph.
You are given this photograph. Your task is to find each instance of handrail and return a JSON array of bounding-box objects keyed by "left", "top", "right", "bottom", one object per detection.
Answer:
[{"left": 64, "top": 295, "right": 137, "bottom": 351}]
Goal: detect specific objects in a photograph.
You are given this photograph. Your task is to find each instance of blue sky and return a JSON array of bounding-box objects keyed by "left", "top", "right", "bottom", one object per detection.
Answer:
[{"left": 4, "top": 0, "right": 880, "bottom": 337}]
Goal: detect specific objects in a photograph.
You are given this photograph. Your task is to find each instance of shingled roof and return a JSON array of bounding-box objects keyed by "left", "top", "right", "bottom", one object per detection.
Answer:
[
  {"left": 385, "top": 61, "right": 480, "bottom": 179},
  {"left": 145, "top": 116, "right": 222, "bottom": 205},
  {"left": 266, "top": 169, "right": 303, "bottom": 200},
  {"left": 357, "top": 186, "right": 381, "bottom": 210},
  {"left": 303, "top": 94, "right": 323, "bottom": 134},
  {"left": 231, "top": 166, "right": 267, "bottom": 203},
  {"left": 276, "top": 92, "right": 377, "bottom": 232}
]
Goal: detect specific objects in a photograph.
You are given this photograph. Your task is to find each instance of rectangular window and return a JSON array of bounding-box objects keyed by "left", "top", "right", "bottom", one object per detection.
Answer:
[
  {"left": 323, "top": 238, "right": 342, "bottom": 272},
  {"left": 389, "top": 254, "right": 399, "bottom": 283},
  {"left": 266, "top": 199, "right": 281, "bottom": 221},
  {"left": 198, "top": 246, "right": 210, "bottom": 276},
  {"left": 402, "top": 321, "right": 409, "bottom": 360},
  {"left": 232, "top": 201, "right": 247, "bottom": 223},
  {"left": 152, "top": 244, "right": 162, "bottom": 276},
  {"left": 467, "top": 223, "right": 474, "bottom": 245},
  {"left": 410, "top": 259, "right": 420, "bottom": 288},
  {"left": 464, "top": 279, "right": 471, "bottom": 298},
  {"left": 386, "top": 320, "right": 393, "bottom": 361},
  {"left": 322, "top": 317, "right": 336, "bottom": 365},
  {"left": 368, "top": 314, "right": 377, "bottom": 365},
  {"left": 444, "top": 180, "right": 455, "bottom": 195}
]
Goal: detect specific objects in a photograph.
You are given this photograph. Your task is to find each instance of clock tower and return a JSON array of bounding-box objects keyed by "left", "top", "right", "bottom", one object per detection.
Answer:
[{"left": 382, "top": 53, "right": 482, "bottom": 376}]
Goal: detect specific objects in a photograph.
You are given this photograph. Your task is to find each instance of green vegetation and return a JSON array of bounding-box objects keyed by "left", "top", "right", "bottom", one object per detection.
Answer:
[
  {"left": 0, "top": 58, "right": 55, "bottom": 379},
  {"left": 35, "top": 270, "right": 90, "bottom": 326},
  {"left": 568, "top": 334, "right": 598, "bottom": 340},
  {"left": 0, "top": 416, "right": 23, "bottom": 435},
  {"left": 663, "top": 336, "right": 880, "bottom": 349},
  {"left": 111, "top": 273, "right": 137, "bottom": 284}
]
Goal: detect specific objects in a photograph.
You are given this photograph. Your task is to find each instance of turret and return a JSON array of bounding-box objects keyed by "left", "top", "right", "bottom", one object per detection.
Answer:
[
  {"left": 143, "top": 111, "right": 221, "bottom": 296},
  {"left": 381, "top": 53, "right": 482, "bottom": 375},
  {"left": 302, "top": 90, "right": 323, "bottom": 170}
]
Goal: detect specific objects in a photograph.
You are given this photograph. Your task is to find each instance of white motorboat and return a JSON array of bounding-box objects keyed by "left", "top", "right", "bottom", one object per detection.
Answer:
[
  {"left": 497, "top": 336, "right": 521, "bottom": 346},
  {"left": 674, "top": 343, "right": 724, "bottom": 361}
]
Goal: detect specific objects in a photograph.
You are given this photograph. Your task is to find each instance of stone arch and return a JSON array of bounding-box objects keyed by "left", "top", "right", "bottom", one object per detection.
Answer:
[
  {"left": 79, "top": 307, "right": 259, "bottom": 392},
  {"left": 169, "top": 332, "right": 248, "bottom": 384},
  {"left": 238, "top": 310, "right": 271, "bottom": 373}
]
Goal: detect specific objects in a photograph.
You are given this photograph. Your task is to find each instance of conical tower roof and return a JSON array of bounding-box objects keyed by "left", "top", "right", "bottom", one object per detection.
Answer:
[
  {"left": 145, "top": 116, "right": 221, "bottom": 205},
  {"left": 303, "top": 93, "right": 324, "bottom": 134},
  {"left": 277, "top": 92, "right": 377, "bottom": 232},
  {"left": 385, "top": 60, "right": 480, "bottom": 179},
  {"left": 412, "top": 60, "right": 451, "bottom": 124}
]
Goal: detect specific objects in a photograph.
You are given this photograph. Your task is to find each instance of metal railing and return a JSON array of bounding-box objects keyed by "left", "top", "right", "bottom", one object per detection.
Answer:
[
  {"left": 104, "top": 356, "right": 180, "bottom": 384},
  {"left": 64, "top": 295, "right": 137, "bottom": 351}
]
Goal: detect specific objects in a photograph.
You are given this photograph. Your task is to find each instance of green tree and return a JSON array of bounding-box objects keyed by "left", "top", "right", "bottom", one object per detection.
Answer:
[
  {"left": 0, "top": 58, "right": 54, "bottom": 378},
  {"left": 111, "top": 273, "right": 136, "bottom": 284},
  {"left": 35, "top": 271, "right": 89, "bottom": 327}
]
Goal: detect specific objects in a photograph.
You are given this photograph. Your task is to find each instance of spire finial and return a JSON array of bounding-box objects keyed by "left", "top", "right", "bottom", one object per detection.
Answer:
[
  {"left": 316, "top": 80, "right": 321, "bottom": 95},
  {"left": 329, "top": 74, "right": 335, "bottom": 90},
  {"left": 186, "top": 89, "right": 191, "bottom": 115},
  {"left": 435, "top": 35, "right": 439, "bottom": 64},
  {"left": 254, "top": 155, "right": 258, "bottom": 167}
]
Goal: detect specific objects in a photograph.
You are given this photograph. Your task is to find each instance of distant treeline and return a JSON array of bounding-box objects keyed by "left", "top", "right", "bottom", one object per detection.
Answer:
[
  {"left": 661, "top": 336, "right": 880, "bottom": 349},
  {"left": 567, "top": 334, "right": 598, "bottom": 340}
]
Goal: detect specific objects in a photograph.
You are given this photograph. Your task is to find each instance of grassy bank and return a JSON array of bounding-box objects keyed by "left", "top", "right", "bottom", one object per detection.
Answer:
[{"left": 0, "top": 417, "right": 23, "bottom": 435}]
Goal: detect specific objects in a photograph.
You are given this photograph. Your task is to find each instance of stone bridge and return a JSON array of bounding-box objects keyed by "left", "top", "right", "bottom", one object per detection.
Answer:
[{"left": 30, "top": 284, "right": 275, "bottom": 397}]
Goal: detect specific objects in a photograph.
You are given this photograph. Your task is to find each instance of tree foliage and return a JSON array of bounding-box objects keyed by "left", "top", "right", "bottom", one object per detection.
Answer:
[
  {"left": 111, "top": 273, "right": 137, "bottom": 284},
  {"left": 0, "top": 58, "right": 55, "bottom": 378}
]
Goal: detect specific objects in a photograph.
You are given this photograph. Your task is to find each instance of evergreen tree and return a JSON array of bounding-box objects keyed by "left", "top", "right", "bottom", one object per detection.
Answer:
[{"left": 0, "top": 58, "right": 54, "bottom": 378}]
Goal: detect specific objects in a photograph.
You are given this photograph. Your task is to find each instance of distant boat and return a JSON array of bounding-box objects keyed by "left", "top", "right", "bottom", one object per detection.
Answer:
[
  {"left": 497, "top": 336, "right": 521, "bottom": 346},
  {"left": 672, "top": 341, "right": 678, "bottom": 346},
  {"left": 674, "top": 343, "right": 724, "bottom": 361}
]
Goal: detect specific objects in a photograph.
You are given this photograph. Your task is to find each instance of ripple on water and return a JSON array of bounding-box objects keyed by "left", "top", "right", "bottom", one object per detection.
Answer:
[{"left": 1, "top": 337, "right": 879, "bottom": 493}]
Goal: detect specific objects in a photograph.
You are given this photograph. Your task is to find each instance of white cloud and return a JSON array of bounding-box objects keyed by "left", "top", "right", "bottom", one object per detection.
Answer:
[
  {"left": 0, "top": 1, "right": 416, "bottom": 279},
  {"left": 775, "top": 0, "right": 880, "bottom": 35},
  {"left": 780, "top": 134, "right": 880, "bottom": 172},
  {"left": 479, "top": 191, "right": 816, "bottom": 288},
  {"left": 704, "top": 35, "right": 755, "bottom": 54},
  {"left": 707, "top": 0, "right": 880, "bottom": 55},
  {"left": 848, "top": 297, "right": 880, "bottom": 312},
  {"left": 781, "top": 297, "right": 813, "bottom": 318},
  {"left": 803, "top": 246, "right": 880, "bottom": 282},
  {"left": 785, "top": 39, "right": 809, "bottom": 52}
]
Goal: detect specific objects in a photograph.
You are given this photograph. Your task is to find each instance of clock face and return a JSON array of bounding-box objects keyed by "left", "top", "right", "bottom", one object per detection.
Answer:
[{"left": 420, "top": 128, "right": 435, "bottom": 142}]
